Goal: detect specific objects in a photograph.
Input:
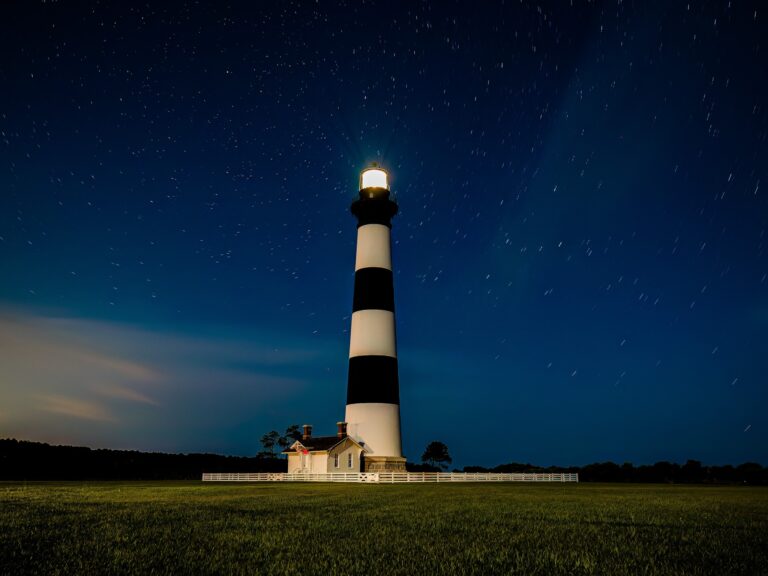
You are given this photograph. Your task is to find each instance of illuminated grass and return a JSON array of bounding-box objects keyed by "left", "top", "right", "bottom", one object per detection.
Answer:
[{"left": 1, "top": 482, "right": 766, "bottom": 575}]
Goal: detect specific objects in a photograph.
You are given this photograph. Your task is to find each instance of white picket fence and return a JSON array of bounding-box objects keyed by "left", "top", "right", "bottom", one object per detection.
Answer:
[{"left": 202, "top": 472, "right": 578, "bottom": 483}]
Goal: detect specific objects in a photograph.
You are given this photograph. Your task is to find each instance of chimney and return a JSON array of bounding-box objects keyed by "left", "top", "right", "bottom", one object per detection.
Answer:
[
  {"left": 337, "top": 421, "right": 347, "bottom": 438},
  {"left": 302, "top": 424, "right": 312, "bottom": 441}
]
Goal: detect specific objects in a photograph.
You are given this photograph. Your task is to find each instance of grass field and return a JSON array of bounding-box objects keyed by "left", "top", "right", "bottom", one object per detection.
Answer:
[{"left": 1, "top": 482, "right": 767, "bottom": 575}]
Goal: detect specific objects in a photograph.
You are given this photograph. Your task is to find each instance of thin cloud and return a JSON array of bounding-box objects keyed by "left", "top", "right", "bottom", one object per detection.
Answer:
[
  {"left": 36, "top": 394, "right": 115, "bottom": 422},
  {"left": 79, "top": 353, "right": 162, "bottom": 383},
  {"left": 93, "top": 383, "right": 160, "bottom": 406}
]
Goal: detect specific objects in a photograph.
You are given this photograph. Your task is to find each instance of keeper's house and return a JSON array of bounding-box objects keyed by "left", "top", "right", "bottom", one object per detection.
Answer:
[{"left": 284, "top": 423, "right": 366, "bottom": 474}]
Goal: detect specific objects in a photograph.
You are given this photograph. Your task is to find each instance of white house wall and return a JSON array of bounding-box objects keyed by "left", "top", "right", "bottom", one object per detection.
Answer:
[
  {"left": 287, "top": 451, "right": 322, "bottom": 473},
  {"left": 287, "top": 453, "right": 301, "bottom": 474},
  {"left": 326, "top": 439, "right": 364, "bottom": 473},
  {"left": 310, "top": 453, "right": 328, "bottom": 473}
]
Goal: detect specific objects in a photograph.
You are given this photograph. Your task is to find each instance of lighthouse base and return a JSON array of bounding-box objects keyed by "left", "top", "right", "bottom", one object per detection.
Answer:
[{"left": 363, "top": 456, "right": 407, "bottom": 472}]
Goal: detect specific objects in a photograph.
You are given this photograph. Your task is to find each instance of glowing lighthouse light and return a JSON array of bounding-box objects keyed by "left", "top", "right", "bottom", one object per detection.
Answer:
[{"left": 360, "top": 167, "right": 388, "bottom": 191}]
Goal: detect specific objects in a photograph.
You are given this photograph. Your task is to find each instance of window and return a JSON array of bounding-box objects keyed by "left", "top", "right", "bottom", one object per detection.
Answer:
[
  {"left": 348, "top": 453, "right": 354, "bottom": 468},
  {"left": 334, "top": 453, "right": 339, "bottom": 468}
]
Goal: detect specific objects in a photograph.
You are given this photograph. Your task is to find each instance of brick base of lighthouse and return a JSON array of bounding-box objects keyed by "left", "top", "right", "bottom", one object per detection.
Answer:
[{"left": 363, "top": 456, "right": 407, "bottom": 472}]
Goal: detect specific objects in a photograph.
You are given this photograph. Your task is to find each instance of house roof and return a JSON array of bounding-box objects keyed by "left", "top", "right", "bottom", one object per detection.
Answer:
[{"left": 281, "top": 435, "right": 366, "bottom": 454}]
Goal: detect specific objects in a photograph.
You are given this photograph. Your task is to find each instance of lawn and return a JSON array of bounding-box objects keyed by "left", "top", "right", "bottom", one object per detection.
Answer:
[{"left": 1, "top": 482, "right": 766, "bottom": 575}]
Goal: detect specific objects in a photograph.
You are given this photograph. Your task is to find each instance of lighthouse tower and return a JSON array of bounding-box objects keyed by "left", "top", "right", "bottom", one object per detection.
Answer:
[{"left": 344, "top": 165, "right": 406, "bottom": 472}]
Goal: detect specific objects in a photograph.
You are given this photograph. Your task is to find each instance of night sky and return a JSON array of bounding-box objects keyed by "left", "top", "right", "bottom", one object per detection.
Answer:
[{"left": 1, "top": 1, "right": 766, "bottom": 467}]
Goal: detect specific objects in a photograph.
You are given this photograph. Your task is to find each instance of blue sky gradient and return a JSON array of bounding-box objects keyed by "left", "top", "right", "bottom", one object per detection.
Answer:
[{"left": 1, "top": 1, "right": 766, "bottom": 466}]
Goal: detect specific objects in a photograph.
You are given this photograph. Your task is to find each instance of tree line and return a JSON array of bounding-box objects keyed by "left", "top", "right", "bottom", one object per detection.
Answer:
[
  {"left": 0, "top": 438, "right": 283, "bottom": 481},
  {"left": 1, "top": 438, "right": 766, "bottom": 484}
]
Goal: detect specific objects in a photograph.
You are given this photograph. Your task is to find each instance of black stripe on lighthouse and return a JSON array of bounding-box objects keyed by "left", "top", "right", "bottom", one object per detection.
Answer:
[
  {"left": 347, "top": 356, "right": 399, "bottom": 404},
  {"left": 352, "top": 268, "right": 395, "bottom": 312}
]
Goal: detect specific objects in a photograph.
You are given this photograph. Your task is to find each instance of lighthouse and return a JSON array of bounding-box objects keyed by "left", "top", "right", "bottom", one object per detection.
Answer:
[{"left": 344, "top": 165, "right": 406, "bottom": 472}]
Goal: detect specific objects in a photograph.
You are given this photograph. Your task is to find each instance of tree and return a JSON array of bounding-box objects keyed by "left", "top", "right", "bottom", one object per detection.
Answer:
[
  {"left": 277, "top": 425, "right": 302, "bottom": 456},
  {"left": 284, "top": 424, "right": 302, "bottom": 441},
  {"left": 421, "top": 441, "right": 452, "bottom": 471},
  {"left": 259, "top": 430, "right": 280, "bottom": 456}
]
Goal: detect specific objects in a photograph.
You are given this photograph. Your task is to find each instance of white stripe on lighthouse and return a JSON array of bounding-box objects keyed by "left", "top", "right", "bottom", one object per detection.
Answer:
[
  {"left": 355, "top": 224, "right": 392, "bottom": 271},
  {"left": 348, "top": 309, "right": 397, "bottom": 358},
  {"left": 344, "top": 402, "right": 403, "bottom": 457}
]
